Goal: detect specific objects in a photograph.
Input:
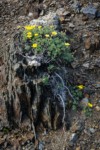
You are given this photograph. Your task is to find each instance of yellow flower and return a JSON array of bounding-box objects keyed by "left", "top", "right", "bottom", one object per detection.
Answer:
[
  {"left": 77, "top": 85, "right": 85, "bottom": 90},
  {"left": 45, "top": 34, "right": 50, "bottom": 38},
  {"left": 65, "top": 43, "right": 70, "bottom": 46},
  {"left": 88, "top": 103, "right": 93, "bottom": 108},
  {"left": 51, "top": 31, "right": 57, "bottom": 36},
  {"left": 34, "top": 33, "right": 39, "bottom": 37},
  {"left": 38, "top": 26, "right": 42, "bottom": 29},
  {"left": 26, "top": 32, "right": 32, "bottom": 38},
  {"left": 32, "top": 43, "right": 38, "bottom": 48},
  {"left": 24, "top": 25, "right": 36, "bottom": 30}
]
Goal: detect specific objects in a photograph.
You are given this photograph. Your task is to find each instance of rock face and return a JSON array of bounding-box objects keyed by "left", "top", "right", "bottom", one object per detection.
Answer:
[
  {"left": 30, "top": 12, "right": 61, "bottom": 29},
  {"left": 0, "top": 32, "right": 71, "bottom": 133}
]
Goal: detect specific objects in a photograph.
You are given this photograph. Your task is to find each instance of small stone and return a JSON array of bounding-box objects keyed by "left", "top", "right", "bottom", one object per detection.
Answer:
[
  {"left": 28, "top": 60, "right": 41, "bottom": 67},
  {"left": 3, "top": 30, "right": 7, "bottom": 35},
  {"left": 28, "top": 12, "right": 33, "bottom": 17},
  {"left": 81, "top": 98, "right": 89, "bottom": 106},
  {"left": 71, "top": 14, "right": 75, "bottom": 17},
  {"left": 64, "top": 18, "right": 71, "bottom": 22},
  {"left": 89, "top": 128, "right": 95, "bottom": 134},
  {"left": 76, "top": 146, "right": 81, "bottom": 150},
  {"left": 82, "top": 62, "right": 89, "bottom": 68},
  {"left": 95, "top": 106, "right": 100, "bottom": 111},
  {"left": 69, "top": 23, "right": 75, "bottom": 28},
  {"left": 84, "top": 38, "right": 91, "bottom": 50},
  {"left": 63, "top": 11, "right": 71, "bottom": 16},
  {"left": 40, "top": 10, "right": 44, "bottom": 16},
  {"left": 13, "top": 63, "right": 20, "bottom": 71}
]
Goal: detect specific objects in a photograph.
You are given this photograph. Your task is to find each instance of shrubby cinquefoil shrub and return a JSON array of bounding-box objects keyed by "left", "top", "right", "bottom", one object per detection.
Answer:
[{"left": 22, "top": 25, "right": 73, "bottom": 63}]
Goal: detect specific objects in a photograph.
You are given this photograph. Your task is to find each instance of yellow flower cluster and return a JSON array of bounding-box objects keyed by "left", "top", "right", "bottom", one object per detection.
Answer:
[
  {"left": 24, "top": 25, "right": 71, "bottom": 48},
  {"left": 27, "top": 32, "right": 32, "bottom": 39}
]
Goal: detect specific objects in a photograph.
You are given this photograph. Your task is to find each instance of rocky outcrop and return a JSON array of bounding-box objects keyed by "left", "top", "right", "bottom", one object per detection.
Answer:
[
  {"left": 0, "top": 30, "right": 73, "bottom": 135},
  {"left": 30, "top": 12, "right": 61, "bottom": 29}
]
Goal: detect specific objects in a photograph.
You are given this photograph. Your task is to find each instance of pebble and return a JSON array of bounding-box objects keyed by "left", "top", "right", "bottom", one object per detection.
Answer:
[
  {"left": 81, "top": 98, "right": 89, "bottom": 106},
  {"left": 69, "top": 23, "right": 75, "bottom": 28},
  {"left": 3, "top": 30, "right": 7, "bottom": 35},
  {"left": 89, "top": 128, "right": 96, "bottom": 134},
  {"left": 28, "top": 12, "right": 33, "bottom": 17},
  {"left": 82, "top": 62, "right": 89, "bottom": 68},
  {"left": 76, "top": 146, "right": 81, "bottom": 150},
  {"left": 63, "top": 11, "right": 71, "bottom": 16},
  {"left": 95, "top": 106, "right": 100, "bottom": 111},
  {"left": 84, "top": 38, "right": 91, "bottom": 50}
]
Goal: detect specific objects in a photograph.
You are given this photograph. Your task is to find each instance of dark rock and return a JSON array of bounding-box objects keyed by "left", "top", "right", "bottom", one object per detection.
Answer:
[
  {"left": 81, "top": 5, "right": 97, "bottom": 18},
  {"left": 97, "top": 11, "right": 100, "bottom": 18}
]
